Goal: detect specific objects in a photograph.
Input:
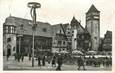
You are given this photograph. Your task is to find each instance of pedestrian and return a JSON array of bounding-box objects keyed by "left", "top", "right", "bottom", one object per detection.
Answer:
[
  {"left": 21, "top": 48, "right": 25, "bottom": 62},
  {"left": 77, "top": 56, "right": 86, "bottom": 70},
  {"left": 92, "top": 56, "right": 97, "bottom": 67},
  {"left": 56, "top": 54, "right": 63, "bottom": 71},
  {"left": 105, "top": 57, "right": 109, "bottom": 67},
  {"left": 6, "top": 52, "right": 10, "bottom": 61},
  {"left": 21, "top": 54, "right": 24, "bottom": 62},
  {"left": 109, "top": 56, "right": 112, "bottom": 66},
  {"left": 14, "top": 53, "right": 17, "bottom": 61},
  {"left": 6, "top": 48, "right": 11, "bottom": 61},
  {"left": 29, "top": 53, "right": 31, "bottom": 61},
  {"left": 17, "top": 53, "right": 21, "bottom": 62},
  {"left": 21, "top": 53, "right": 25, "bottom": 62},
  {"left": 28, "top": 48, "right": 32, "bottom": 61},
  {"left": 52, "top": 55, "right": 56, "bottom": 67},
  {"left": 47, "top": 56, "right": 51, "bottom": 64},
  {"left": 38, "top": 55, "right": 41, "bottom": 66},
  {"left": 42, "top": 55, "right": 46, "bottom": 66}
]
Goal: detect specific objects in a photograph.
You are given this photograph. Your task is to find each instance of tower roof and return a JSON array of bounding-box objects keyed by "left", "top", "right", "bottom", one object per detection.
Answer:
[
  {"left": 86, "top": 4, "right": 100, "bottom": 13},
  {"left": 71, "top": 16, "right": 78, "bottom": 22},
  {"left": 70, "top": 17, "right": 88, "bottom": 34},
  {"left": 70, "top": 16, "right": 79, "bottom": 27}
]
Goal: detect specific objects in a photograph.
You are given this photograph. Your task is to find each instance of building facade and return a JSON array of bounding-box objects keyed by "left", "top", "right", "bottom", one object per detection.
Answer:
[
  {"left": 3, "top": 16, "right": 52, "bottom": 56},
  {"left": 70, "top": 17, "right": 91, "bottom": 52},
  {"left": 65, "top": 24, "right": 72, "bottom": 52},
  {"left": 102, "top": 31, "right": 112, "bottom": 51},
  {"left": 52, "top": 24, "right": 68, "bottom": 53},
  {"left": 3, "top": 5, "right": 101, "bottom": 55},
  {"left": 51, "top": 17, "right": 91, "bottom": 53},
  {"left": 85, "top": 5, "right": 100, "bottom": 51}
]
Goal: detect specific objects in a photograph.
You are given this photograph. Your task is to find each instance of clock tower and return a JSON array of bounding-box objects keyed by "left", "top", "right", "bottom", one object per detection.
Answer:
[{"left": 85, "top": 5, "right": 100, "bottom": 51}]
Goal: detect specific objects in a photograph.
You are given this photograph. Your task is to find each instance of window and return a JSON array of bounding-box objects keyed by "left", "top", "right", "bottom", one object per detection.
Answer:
[
  {"left": 12, "top": 27, "right": 14, "bottom": 33},
  {"left": 14, "top": 27, "right": 16, "bottom": 34},
  {"left": 94, "top": 37, "right": 97, "bottom": 40},
  {"left": 4, "top": 25, "right": 16, "bottom": 34},
  {"left": 58, "top": 41, "right": 62, "bottom": 45},
  {"left": 10, "top": 26, "right": 13, "bottom": 33},
  {"left": 42, "top": 28, "right": 47, "bottom": 32},
  {"left": 5, "top": 26, "right": 8, "bottom": 33},
  {"left": 74, "top": 38, "right": 77, "bottom": 41},
  {"left": 13, "top": 47, "right": 15, "bottom": 51},
  {"left": 63, "top": 41, "right": 65, "bottom": 45},
  {"left": 68, "top": 32, "right": 70, "bottom": 34},
  {"left": 60, "top": 30, "right": 61, "bottom": 33},
  {"left": 7, "top": 38, "right": 11, "bottom": 42},
  {"left": 8, "top": 26, "right": 11, "bottom": 33}
]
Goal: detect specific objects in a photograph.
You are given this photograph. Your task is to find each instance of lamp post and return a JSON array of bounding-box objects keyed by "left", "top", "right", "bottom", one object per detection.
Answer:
[
  {"left": 17, "top": 24, "right": 24, "bottom": 62},
  {"left": 27, "top": 2, "right": 41, "bottom": 67}
]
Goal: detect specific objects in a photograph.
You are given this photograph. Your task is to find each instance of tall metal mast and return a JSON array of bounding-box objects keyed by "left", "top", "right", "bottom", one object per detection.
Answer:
[{"left": 27, "top": 2, "right": 41, "bottom": 67}]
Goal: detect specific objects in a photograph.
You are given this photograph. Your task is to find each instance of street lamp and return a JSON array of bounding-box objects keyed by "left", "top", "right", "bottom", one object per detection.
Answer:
[
  {"left": 17, "top": 24, "right": 24, "bottom": 62},
  {"left": 27, "top": 2, "right": 41, "bottom": 67}
]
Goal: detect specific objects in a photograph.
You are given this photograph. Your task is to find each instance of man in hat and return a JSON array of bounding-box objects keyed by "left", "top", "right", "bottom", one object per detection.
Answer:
[
  {"left": 77, "top": 56, "right": 86, "bottom": 70},
  {"left": 52, "top": 55, "right": 56, "bottom": 67},
  {"left": 56, "top": 54, "right": 63, "bottom": 71}
]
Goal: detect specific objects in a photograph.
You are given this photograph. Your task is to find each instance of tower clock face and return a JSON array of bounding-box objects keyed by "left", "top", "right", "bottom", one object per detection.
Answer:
[{"left": 93, "top": 16, "right": 99, "bottom": 19}]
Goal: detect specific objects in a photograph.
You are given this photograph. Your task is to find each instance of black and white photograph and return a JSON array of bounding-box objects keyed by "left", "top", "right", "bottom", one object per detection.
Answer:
[{"left": 0, "top": 0, "right": 114, "bottom": 71}]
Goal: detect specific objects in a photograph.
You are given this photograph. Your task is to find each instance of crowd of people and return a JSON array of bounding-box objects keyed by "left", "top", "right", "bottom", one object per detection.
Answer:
[
  {"left": 6, "top": 51, "right": 112, "bottom": 71},
  {"left": 85, "top": 56, "right": 112, "bottom": 67},
  {"left": 6, "top": 52, "right": 64, "bottom": 70}
]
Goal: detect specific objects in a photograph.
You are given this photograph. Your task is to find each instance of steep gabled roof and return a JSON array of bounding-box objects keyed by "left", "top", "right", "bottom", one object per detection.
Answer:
[
  {"left": 51, "top": 23, "right": 68, "bottom": 34},
  {"left": 86, "top": 4, "right": 100, "bottom": 13},
  {"left": 70, "top": 16, "right": 79, "bottom": 26},
  {"left": 106, "top": 30, "right": 112, "bottom": 34},
  {"left": 4, "top": 16, "right": 52, "bottom": 37},
  {"left": 60, "top": 24, "right": 68, "bottom": 40},
  {"left": 76, "top": 22, "right": 89, "bottom": 34},
  {"left": 70, "top": 16, "right": 85, "bottom": 34},
  {"left": 61, "top": 23, "right": 69, "bottom": 32},
  {"left": 51, "top": 24, "right": 63, "bottom": 36}
]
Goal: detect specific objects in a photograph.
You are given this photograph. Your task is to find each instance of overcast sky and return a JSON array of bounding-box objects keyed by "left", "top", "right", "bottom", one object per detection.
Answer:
[{"left": 0, "top": 0, "right": 115, "bottom": 37}]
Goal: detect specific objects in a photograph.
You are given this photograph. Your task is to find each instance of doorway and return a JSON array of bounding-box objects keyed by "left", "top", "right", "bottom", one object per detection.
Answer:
[{"left": 7, "top": 44, "right": 11, "bottom": 56}]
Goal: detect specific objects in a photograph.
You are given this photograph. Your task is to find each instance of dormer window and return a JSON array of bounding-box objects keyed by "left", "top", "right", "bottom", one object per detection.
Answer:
[{"left": 42, "top": 28, "right": 47, "bottom": 32}]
